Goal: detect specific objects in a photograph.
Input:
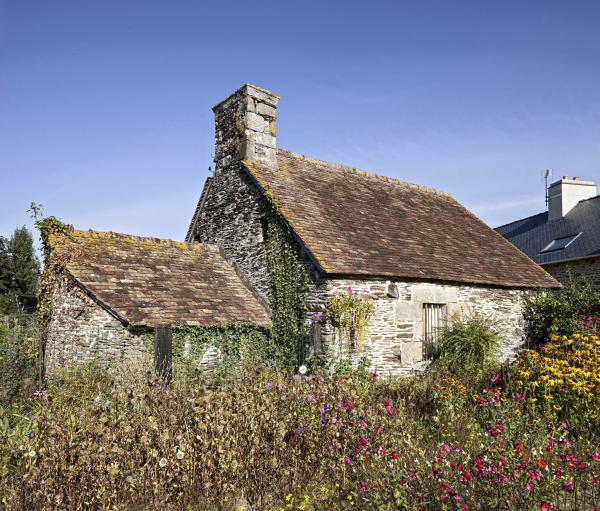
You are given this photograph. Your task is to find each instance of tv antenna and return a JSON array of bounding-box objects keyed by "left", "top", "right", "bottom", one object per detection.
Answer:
[{"left": 544, "top": 169, "right": 552, "bottom": 208}]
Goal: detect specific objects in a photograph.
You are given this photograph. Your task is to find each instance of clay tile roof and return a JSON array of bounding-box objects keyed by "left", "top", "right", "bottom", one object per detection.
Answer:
[
  {"left": 242, "top": 149, "right": 559, "bottom": 289},
  {"left": 48, "top": 227, "right": 271, "bottom": 327}
]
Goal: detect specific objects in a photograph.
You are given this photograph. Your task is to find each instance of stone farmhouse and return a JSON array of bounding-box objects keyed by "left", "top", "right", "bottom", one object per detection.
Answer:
[
  {"left": 497, "top": 176, "right": 600, "bottom": 289},
  {"left": 43, "top": 83, "right": 560, "bottom": 376},
  {"left": 186, "top": 84, "right": 559, "bottom": 375}
]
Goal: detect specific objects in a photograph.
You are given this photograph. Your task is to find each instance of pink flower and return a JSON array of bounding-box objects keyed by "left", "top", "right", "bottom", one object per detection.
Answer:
[
  {"left": 562, "top": 480, "right": 574, "bottom": 493},
  {"left": 359, "top": 481, "right": 367, "bottom": 493},
  {"left": 526, "top": 482, "right": 535, "bottom": 491},
  {"left": 540, "top": 501, "right": 551, "bottom": 510},
  {"left": 343, "top": 455, "right": 351, "bottom": 465},
  {"left": 474, "top": 457, "right": 485, "bottom": 473},
  {"left": 358, "top": 437, "right": 368, "bottom": 447}
]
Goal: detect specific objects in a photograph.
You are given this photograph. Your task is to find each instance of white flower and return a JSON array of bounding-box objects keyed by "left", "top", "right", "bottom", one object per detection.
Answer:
[
  {"left": 298, "top": 365, "right": 308, "bottom": 375},
  {"left": 27, "top": 450, "right": 36, "bottom": 458},
  {"left": 176, "top": 450, "right": 184, "bottom": 460},
  {"left": 159, "top": 457, "right": 168, "bottom": 468}
]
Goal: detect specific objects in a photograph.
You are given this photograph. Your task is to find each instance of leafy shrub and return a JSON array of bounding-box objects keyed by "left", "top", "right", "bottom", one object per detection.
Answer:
[
  {"left": 0, "top": 316, "right": 38, "bottom": 406},
  {"left": 324, "top": 287, "right": 375, "bottom": 353},
  {"left": 433, "top": 312, "right": 499, "bottom": 377},
  {"left": 525, "top": 280, "right": 600, "bottom": 346}
]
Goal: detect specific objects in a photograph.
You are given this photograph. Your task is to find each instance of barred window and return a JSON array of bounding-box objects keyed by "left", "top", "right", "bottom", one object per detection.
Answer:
[{"left": 422, "top": 303, "right": 447, "bottom": 360}]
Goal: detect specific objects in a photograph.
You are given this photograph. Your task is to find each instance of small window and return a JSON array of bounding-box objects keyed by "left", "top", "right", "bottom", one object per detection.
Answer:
[
  {"left": 540, "top": 233, "right": 581, "bottom": 254},
  {"left": 423, "top": 303, "right": 447, "bottom": 360}
]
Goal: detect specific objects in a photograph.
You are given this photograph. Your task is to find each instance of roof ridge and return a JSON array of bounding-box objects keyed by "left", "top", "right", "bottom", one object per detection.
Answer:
[
  {"left": 276, "top": 148, "right": 452, "bottom": 198},
  {"left": 494, "top": 210, "right": 547, "bottom": 230},
  {"left": 65, "top": 227, "right": 207, "bottom": 252},
  {"left": 579, "top": 194, "right": 600, "bottom": 203}
]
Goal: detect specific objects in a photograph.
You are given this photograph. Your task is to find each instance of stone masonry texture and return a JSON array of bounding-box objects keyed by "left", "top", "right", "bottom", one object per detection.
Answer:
[
  {"left": 543, "top": 257, "right": 600, "bottom": 289},
  {"left": 45, "top": 275, "right": 147, "bottom": 375},
  {"left": 316, "top": 278, "right": 530, "bottom": 376}
]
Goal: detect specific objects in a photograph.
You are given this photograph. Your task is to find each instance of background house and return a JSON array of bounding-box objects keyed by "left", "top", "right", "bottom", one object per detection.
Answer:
[
  {"left": 188, "top": 84, "right": 559, "bottom": 375},
  {"left": 496, "top": 177, "right": 600, "bottom": 289}
]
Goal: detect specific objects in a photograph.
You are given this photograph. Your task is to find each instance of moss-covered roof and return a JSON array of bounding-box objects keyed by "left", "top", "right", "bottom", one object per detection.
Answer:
[{"left": 47, "top": 227, "right": 271, "bottom": 327}]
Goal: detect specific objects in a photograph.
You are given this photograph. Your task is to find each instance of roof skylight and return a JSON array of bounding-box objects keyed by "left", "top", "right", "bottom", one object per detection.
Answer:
[{"left": 540, "top": 233, "right": 582, "bottom": 254}]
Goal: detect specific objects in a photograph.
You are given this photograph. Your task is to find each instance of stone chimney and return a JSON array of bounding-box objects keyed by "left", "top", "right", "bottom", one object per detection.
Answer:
[
  {"left": 212, "top": 84, "right": 279, "bottom": 173},
  {"left": 548, "top": 176, "right": 597, "bottom": 220}
]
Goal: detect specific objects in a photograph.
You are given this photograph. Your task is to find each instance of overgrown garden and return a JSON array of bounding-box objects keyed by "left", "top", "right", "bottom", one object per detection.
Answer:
[{"left": 0, "top": 279, "right": 598, "bottom": 510}]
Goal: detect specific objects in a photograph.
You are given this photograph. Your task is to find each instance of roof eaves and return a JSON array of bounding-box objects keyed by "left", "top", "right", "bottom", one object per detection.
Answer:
[
  {"left": 63, "top": 267, "right": 132, "bottom": 326},
  {"left": 448, "top": 196, "right": 561, "bottom": 289}
]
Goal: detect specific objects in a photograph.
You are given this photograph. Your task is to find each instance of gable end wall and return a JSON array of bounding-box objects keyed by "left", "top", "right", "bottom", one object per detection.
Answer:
[{"left": 45, "top": 275, "right": 146, "bottom": 375}]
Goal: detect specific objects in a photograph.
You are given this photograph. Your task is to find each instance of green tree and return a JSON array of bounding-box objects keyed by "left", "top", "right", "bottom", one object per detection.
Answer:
[
  {"left": 0, "top": 236, "right": 11, "bottom": 294},
  {"left": 0, "top": 227, "right": 40, "bottom": 315},
  {"left": 0, "top": 237, "right": 14, "bottom": 313}
]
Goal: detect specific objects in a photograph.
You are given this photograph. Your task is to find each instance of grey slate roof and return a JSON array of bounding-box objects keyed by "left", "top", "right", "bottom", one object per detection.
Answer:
[{"left": 495, "top": 195, "right": 600, "bottom": 265}]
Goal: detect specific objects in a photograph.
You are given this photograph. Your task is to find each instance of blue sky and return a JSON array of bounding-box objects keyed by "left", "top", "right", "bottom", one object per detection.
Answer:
[{"left": 1, "top": 1, "right": 599, "bottom": 245}]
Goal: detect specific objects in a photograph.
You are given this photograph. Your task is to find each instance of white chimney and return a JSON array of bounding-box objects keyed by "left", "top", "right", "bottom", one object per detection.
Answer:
[{"left": 548, "top": 176, "right": 597, "bottom": 220}]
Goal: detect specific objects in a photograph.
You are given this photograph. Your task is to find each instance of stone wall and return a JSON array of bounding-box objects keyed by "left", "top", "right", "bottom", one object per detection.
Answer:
[
  {"left": 314, "top": 278, "right": 530, "bottom": 376},
  {"left": 45, "top": 276, "right": 147, "bottom": 375},
  {"left": 193, "top": 162, "right": 273, "bottom": 304},
  {"left": 543, "top": 257, "right": 600, "bottom": 289}
]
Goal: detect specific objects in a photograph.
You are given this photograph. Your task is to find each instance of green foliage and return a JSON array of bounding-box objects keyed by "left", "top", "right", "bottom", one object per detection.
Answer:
[
  {"left": 0, "top": 227, "right": 40, "bottom": 315},
  {"left": 524, "top": 279, "right": 600, "bottom": 345},
  {"left": 36, "top": 216, "right": 72, "bottom": 327},
  {"left": 266, "top": 212, "right": 308, "bottom": 369},
  {"left": 0, "top": 317, "right": 39, "bottom": 406},
  {"left": 433, "top": 312, "right": 499, "bottom": 376},
  {"left": 325, "top": 288, "right": 375, "bottom": 353}
]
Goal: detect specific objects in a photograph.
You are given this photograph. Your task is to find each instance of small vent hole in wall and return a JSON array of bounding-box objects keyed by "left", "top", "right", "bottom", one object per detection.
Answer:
[{"left": 259, "top": 218, "right": 269, "bottom": 243}]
